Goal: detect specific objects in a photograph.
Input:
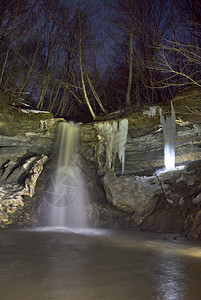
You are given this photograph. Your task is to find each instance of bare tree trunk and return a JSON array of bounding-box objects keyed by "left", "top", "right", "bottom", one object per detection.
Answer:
[
  {"left": 126, "top": 9, "right": 134, "bottom": 106},
  {"left": 49, "top": 82, "right": 62, "bottom": 112},
  {"left": 0, "top": 3, "right": 20, "bottom": 86},
  {"left": 37, "top": 75, "right": 50, "bottom": 110},
  {"left": 55, "top": 88, "right": 66, "bottom": 116},
  {"left": 78, "top": 0, "right": 96, "bottom": 120},
  {"left": 83, "top": 60, "right": 106, "bottom": 113},
  {"left": 19, "top": 37, "right": 41, "bottom": 96}
]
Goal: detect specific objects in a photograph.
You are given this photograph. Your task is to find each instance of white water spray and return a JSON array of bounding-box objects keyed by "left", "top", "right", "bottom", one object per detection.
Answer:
[
  {"left": 43, "top": 122, "right": 88, "bottom": 228},
  {"left": 159, "top": 102, "right": 176, "bottom": 171}
]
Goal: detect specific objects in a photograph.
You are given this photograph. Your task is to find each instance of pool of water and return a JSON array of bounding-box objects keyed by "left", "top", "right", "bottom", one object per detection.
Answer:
[{"left": 0, "top": 227, "right": 201, "bottom": 300}]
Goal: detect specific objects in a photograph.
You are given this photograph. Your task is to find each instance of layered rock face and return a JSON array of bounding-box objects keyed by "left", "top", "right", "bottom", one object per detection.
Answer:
[
  {"left": 80, "top": 92, "right": 201, "bottom": 176},
  {"left": 0, "top": 89, "right": 201, "bottom": 238},
  {"left": 102, "top": 161, "right": 201, "bottom": 237},
  {"left": 0, "top": 107, "right": 59, "bottom": 227},
  {"left": 80, "top": 91, "right": 201, "bottom": 238}
]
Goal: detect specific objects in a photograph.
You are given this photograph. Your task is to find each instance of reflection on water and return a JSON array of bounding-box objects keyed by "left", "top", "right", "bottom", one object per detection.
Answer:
[{"left": 0, "top": 228, "right": 201, "bottom": 300}]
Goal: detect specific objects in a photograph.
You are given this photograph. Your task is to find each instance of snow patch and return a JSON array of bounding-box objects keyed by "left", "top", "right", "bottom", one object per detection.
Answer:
[{"left": 21, "top": 109, "right": 50, "bottom": 114}]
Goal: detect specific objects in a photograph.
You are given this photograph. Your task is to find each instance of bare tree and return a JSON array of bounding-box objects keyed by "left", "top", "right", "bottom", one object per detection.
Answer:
[{"left": 104, "top": 0, "right": 176, "bottom": 109}]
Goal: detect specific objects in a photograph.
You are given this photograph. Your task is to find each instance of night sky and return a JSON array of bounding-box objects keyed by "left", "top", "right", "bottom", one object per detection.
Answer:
[{"left": 0, "top": 0, "right": 200, "bottom": 121}]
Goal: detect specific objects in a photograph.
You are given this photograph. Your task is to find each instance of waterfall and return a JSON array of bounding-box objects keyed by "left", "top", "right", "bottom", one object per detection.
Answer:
[
  {"left": 43, "top": 122, "right": 88, "bottom": 228},
  {"left": 159, "top": 102, "right": 176, "bottom": 171}
]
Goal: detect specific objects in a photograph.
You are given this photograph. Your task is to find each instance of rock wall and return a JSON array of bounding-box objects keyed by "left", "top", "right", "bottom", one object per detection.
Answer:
[
  {"left": 0, "top": 107, "right": 61, "bottom": 227},
  {"left": 102, "top": 161, "right": 201, "bottom": 237},
  {"left": 80, "top": 92, "right": 201, "bottom": 176},
  {"left": 80, "top": 91, "right": 201, "bottom": 238},
  {"left": 1, "top": 89, "right": 201, "bottom": 238}
]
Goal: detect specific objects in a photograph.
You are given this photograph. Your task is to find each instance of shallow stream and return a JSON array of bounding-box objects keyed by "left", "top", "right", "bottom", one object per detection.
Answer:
[{"left": 0, "top": 228, "right": 201, "bottom": 300}]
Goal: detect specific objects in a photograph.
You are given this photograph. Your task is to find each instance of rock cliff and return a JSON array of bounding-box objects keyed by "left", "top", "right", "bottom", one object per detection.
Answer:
[
  {"left": 80, "top": 90, "right": 201, "bottom": 176},
  {"left": 80, "top": 90, "right": 201, "bottom": 238},
  {"left": 0, "top": 106, "right": 61, "bottom": 227},
  {"left": 0, "top": 89, "right": 201, "bottom": 238}
]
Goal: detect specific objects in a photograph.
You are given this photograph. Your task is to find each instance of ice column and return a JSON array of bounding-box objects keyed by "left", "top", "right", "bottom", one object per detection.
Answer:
[
  {"left": 96, "top": 119, "right": 128, "bottom": 174},
  {"left": 159, "top": 102, "right": 176, "bottom": 170},
  {"left": 116, "top": 119, "right": 129, "bottom": 174}
]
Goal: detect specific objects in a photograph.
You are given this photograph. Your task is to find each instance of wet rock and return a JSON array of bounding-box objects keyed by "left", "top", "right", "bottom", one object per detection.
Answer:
[
  {"left": 0, "top": 154, "right": 49, "bottom": 227},
  {"left": 103, "top": 172, "right": 160, "bottom": 225},
  {"left": 99, "top": 160, "right": 201, "bottom": 233},
  {"left": 23, "top": 155, "right": 48, "bottom": 197},
  {"left": 0, "top": 211, "right": 8, "bottom": 222},
  {"left": 0, "top": 106, "right": 57, "bottom": 227},
  {"left": 192, "top": 194, "right": 201, "bottom": 204}
]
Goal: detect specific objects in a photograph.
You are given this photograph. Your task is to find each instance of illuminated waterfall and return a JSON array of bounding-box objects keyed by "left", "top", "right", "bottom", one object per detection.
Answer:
[
  {"left": 43, "top": 122, "right": 88, "bottom": 228},
  {"left": 159, "top": 102, "right": 176, "bottom": 171}
]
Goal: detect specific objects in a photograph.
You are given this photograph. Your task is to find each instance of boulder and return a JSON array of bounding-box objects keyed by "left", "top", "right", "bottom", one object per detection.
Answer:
[{"left": 103, "top": 172, "right": 159, "bottom": 225}]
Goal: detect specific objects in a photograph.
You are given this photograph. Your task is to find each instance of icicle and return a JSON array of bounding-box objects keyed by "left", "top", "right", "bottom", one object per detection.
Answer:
[
  {"left": 159, "top": 102, "right": 176, "bottom": 170},
  {"left": 116, "top": 119, "right": 128, "bottom": 174},
  {"left": 95, "top": 119, "right": 128, "bottom": 174},
  {"left": 143, "top": 106, "right": 159, "bottom": 118}
]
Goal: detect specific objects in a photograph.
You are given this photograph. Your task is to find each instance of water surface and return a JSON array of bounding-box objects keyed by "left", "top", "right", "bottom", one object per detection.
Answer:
[{"left": 0, "top": 228, "right": 201, "bottom": 300}]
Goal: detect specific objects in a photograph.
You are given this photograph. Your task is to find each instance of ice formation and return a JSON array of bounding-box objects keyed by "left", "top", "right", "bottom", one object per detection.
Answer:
[
  {"left": 159, "top": 102, "right": 176, "bottom": 171},
  {"left": 143, "top": 103, "right": 176, "bottom": 171},
  {"left": 96, "top": 119, "right": 128, "bottom": 174},
  {"left": 117, "top": 119, "right": 129, "bottom": 174},
  {"left": 143, "top": 106, "right": 159, "bottom": 118}
]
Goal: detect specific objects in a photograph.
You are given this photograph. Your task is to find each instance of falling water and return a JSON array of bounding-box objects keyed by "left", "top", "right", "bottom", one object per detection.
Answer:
[
  {"left": 159, "top": 102, "right": 176, "bottom": 171},
  {"left": 43, "top": 122, "right": 88, "bottom": 228}
]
